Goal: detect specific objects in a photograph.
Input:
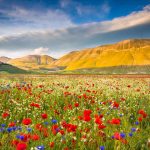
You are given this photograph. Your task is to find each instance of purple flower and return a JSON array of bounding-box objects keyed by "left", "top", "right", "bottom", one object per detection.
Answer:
[
  {"left": 1, "top": 124, "right": 6, "bottom": 127},
  {"left": 131, "top": 128, "right": 136, "bottom": 132},
  {"left": 37, "top": 145, "right": 45, "bottom": 150},
  {"left": 120, "top": 133, "right": 126, "bottom": 138},
  {"left": 135, "top": 121, "right": 139, "bottom": 125},
  {"left": 20, "top": 135, "right": 24, "bottom": 140},
  {"left": 129, "top": 133, "right": 133, "bottom": 137},
  {"left": 100, "top": 146, "right": 105, "bottom": 150},
  {"left": 7, "top": 127, "right": 13, "bottom": 133},
  {"left": 51, "top": 119, "right": 57, "bottom": 124}
]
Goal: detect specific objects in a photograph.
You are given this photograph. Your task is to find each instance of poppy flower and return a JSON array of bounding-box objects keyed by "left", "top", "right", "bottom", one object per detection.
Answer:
[
  {"left": 138, "top": 109, "right": 148, "bottom": 118},
  {"left": 109, "top": 118, "right": 121, "bottom": 125},
  {"left": 2, "top": 112, "right": 9, "bottom": 118},
  {"left": 66, "top": 124, "right": 77, "bottom": 132},
  {"left": 9, "top": 122, "right": 16, "bottom": 127},
  {"left": 112, "top": 101, "right": 119, "bottom": 108},
  {"left": 35, "top": 124, "right": 43, "bottom": 131},
  {"left": 138, "top": 117, "right": 143, "bottom": 122},
  {"left": 50, "top": 142, "right": 54, "bottom": 148},
  {"left": 78, "top": 116, "right": 83, "bottom": 120},
  {"left": 41, "top": 113, "right": 48, "bottom": 119},
  {"left": 138, "top": 109, "right": 145, "bottom": 115},
  {"left": 95, "top": 116, "right": 102, "bottom": 125},
  {"left": 59, "top": 130, "right": 65, "bottom": 135},
  {"left": 51, "top": 125, "right": 59, "bottom": 135},
  {"left": 142, "top": 113, "right": 147, "bottom": 118},
  {"left": 83, "top": 115, "right": 91, "bottom": 122},
  {"left": 98, "top": 124, "right": 106, "bottom": 129},
  {"left": 31, "top": 134, "right": 40, "bottom": 141},
  {"left": 22, "top": 118, "right": 32, "bottom": 125},
  {"left": 16, "top": 142, "right": 27, "bottom": 150},
  {"left": 114, "top": 132, "right": 121, "bottom": 140},
  {"left": 11, "top": 140, "right": 19, "bottom": 146},
  {"left": 74, "top": 102, "right": 79, "bottom": 107}
]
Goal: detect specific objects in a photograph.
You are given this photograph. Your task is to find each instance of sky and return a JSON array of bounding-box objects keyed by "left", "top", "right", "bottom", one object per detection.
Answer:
[{"left": 0, "top": 0, "right": 150, "bottom": 58}]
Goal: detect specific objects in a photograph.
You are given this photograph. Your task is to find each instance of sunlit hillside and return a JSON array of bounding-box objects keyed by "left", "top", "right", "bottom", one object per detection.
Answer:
[
  {"left": 51, "top": 39, "right": 150, "bottom": 70},
  {"left": 8, "top": 55, "right": 55, "bottom": 70}
]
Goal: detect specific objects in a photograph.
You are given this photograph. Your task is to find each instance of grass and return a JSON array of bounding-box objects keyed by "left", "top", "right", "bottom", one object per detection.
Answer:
[
  {"left": 0, "top": 63, "right": 28, "bottom": 74},
  {"left": 59, "top": 65, "right": 150, "bottom": 74}
]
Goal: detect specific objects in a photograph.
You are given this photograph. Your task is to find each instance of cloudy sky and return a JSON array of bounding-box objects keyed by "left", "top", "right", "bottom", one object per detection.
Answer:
[{"left": 0, "top": 0, "right": 150, "bottom": 58}]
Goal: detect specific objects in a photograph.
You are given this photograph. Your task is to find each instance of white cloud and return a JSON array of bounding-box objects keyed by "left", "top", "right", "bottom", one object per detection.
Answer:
[
  {"left": 76, "top": 2, "right": 110, "bottom": 17},
  {"left": 32, "top": 47, "right": 49, "bottom": 55},
  {"left": 0, "top": 6, "right": 74, "bottom": 35},
  {"left": 79, "top": 4, "right": 150, "bottom": 36},
  {"left": 0, "top": 5, "right": 149, "bottom": 58}
]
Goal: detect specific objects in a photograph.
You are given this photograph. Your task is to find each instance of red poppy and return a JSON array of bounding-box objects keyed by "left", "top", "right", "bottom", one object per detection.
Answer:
[
  {"left": 74, "top": 102, "right": 79, "bottom": 107},
  {"left": 41, "top": 113, "right": 48, "bottom": 119},
  {"left": 22, "top": 118, "right": 32, "bottom": 125},
  {"left": 113, "top": 132, "right": 128, "bottom": 144},
  {"left": 42, "top": 127, "right": 49, "bottom": 137},
  {"left": 98, "top": 124, "right": 106, "bottom": 129},
  {"left": 66, "top": 124, "right": 77, "bottom": 132},
  {"left": 59, "top": 130, "right": 65, "bottom": 135},
  {"left": 83, "top": 115, "right": 91, "bottom": 122},
  {"left": 35, "top": 123, "right": 43, "bottom": 131},
  {"left": 138, "top": 109, "right": 145, "bottom": 115},
  {"left": 95, "top": 117, "right": 102, "bottom": 124},
  {"left": 113, "top": 101, "right": 119, "bottom": 108},
  {"left": 16, "top": 142, "right": 27, "bottom": 150},
  {"left": 114, "top": 132, "right": 121, "bottom": 140},
  {"left": 51, "top": 125, "right": 59, "bottom": 135},
  {"left": 78, "top": 116, "right": 83, "bottom": 120},
  {"left": 84, "top": 109, "right": 92, "bottom": 116},
  {"left": 110, "top": 118, "right": 121, "bottom": 125},
  {"left": 9, "top": 122, "right": 16, "bottom": 127},
  {"left": 138, "top": 117, "right": 143, "bottom": 122},
  {"left": 11, "top": 140, "right": 19, "bottom": 146},
  {"left": 31, "top": 134, "right": 40, "bottom": 141},
  {"left": 30, "top": 102, "right": 40, "bottom": 108},
  {"left": 2, "top": 112, "right": 9, "bottom": 118},
  {"left": 142, "top": 113, "right": 147, "bottom": 118},
  {"left": 50, "top": 142, "right": 54, "bottom": 148}
]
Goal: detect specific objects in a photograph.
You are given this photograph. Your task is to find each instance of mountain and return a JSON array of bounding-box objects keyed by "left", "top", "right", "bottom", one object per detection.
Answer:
[
  {"left": 51, "top": 39, "right": 150, "bottom": 70},
  {"left": 8, "top": 55, "right": 56, "bottom": 70},
  {"left": 0, "top": 56, "right": 11, "bottom": 63},
  {"left": 0, "top": 61, "right": 28, "bottom": 74},
  {"left": 3, "top": 39, "right": 150, "bottom": 74}
]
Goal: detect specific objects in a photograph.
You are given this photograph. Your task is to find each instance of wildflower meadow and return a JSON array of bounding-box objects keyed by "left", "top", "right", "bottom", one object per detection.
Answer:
[{"left": 0, "top": 75, "right": 149, "bottom": 150}]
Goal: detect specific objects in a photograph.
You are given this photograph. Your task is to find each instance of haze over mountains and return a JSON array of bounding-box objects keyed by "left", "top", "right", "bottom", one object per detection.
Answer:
[{"left": 0, "top": 39, "right": 150, "bottom": 74}]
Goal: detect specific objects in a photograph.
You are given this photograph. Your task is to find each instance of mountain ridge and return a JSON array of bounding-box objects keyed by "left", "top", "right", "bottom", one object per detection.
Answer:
[{"left": 51, "top": 38, "right": 150, "bottom": 70}]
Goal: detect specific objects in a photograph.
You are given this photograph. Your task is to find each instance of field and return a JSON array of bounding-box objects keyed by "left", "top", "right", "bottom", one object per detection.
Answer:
[{"left": 0, "top": 75, "right": 150, "bottom": 150}]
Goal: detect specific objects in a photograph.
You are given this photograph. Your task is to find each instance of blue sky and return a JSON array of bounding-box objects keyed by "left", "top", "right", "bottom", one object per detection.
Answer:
[{"left": 0, "top": 0, "right": 150, "bottom": 58}]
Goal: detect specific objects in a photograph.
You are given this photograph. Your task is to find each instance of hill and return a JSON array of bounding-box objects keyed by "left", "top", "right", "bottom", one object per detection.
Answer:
[
  {"left": 0, "top": 62, "right": 28, "bottom": 74},
  {"left": 8, "top": 55, "right": 56, "bottom": 70},
  {"left": 50, "top": 39, "right": 150, "bottom": 70},
  {"left": 0, "top": 56, "right": 11, "bottom": 63}
]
